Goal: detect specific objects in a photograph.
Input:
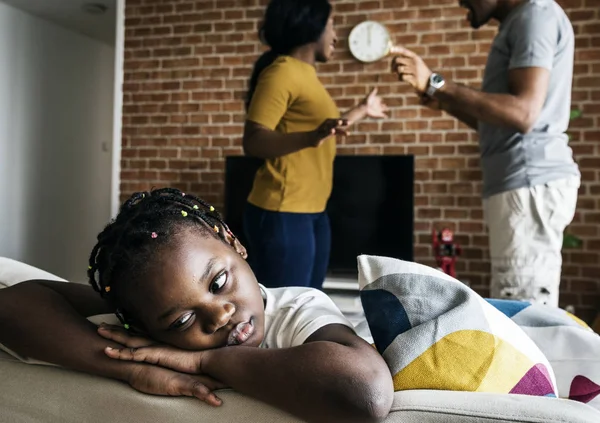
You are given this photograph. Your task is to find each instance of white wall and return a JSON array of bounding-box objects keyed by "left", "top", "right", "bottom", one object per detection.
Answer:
[{"left": 0, "top": 2, "right": 115, "bottom": 281}]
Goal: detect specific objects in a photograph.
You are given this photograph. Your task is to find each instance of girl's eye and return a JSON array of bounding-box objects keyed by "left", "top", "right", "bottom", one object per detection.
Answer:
[
  {"left": 210, "top": 272, "right": 227, "bottom": 294},
  {"left": 172, "top": 313, "right": 194, "bottom": 330}
]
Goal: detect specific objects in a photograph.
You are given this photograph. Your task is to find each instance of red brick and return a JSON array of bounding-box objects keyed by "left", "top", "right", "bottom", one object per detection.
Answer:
[{"left": 122, "top": 0, "right": 599, "bottom": 301}]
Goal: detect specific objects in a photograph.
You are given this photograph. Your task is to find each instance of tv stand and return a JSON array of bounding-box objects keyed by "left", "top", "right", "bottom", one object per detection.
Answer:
[
  {"left": 323, "top": 273, "right": 363, "bottom": 324},
  {"left": 323, "top": 273, "right": 359, "bottom": 291}
]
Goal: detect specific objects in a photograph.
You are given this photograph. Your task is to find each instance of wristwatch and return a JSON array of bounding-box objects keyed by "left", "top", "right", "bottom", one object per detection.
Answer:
[{"left": 425, "top": 73, "right": 445, "bottom": 97}]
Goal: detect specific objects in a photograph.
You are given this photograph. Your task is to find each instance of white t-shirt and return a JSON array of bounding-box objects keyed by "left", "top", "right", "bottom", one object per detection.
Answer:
[{"left": 259, "top": 284, "right": 354, "bottom": 349}]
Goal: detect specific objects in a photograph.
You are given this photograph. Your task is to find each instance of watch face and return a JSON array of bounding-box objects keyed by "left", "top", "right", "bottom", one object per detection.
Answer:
[
  {"left": 432, "top": 74, "right": 444, "bottom": 85},
  {"left": 348, "top": 21, "right": 391, "bottom": 63}
]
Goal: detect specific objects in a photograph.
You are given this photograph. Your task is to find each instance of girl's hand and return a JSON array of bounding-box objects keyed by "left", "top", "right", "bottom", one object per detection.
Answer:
[
  {"left": 105, "top": 344, "right": 206, "bottom": 375},
  {"left": 127, "top": 363, "right": 226, "bottom": 406},
  {"left": 100, "top": 324, "right": 228, "bottom": 405},
  {"left": 362, "top": 88, "right": 388, "bottom": 119},
  {"left": 98, "top": 323, "right": 156, "bottom": 348},
  {"left": 99, "top": 323, "right": 206, "bottom": 375}
]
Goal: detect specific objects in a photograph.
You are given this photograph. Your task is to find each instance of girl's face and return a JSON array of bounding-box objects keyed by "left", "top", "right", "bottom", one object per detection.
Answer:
[
  {"left": 315, "top": 15, "right": 337, "bottom": 62},
  {"left": 123, "top": 228, "right": 265, "bottom": 351}
]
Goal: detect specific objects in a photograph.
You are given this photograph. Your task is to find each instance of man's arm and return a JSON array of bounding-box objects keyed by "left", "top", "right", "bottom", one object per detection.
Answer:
[
  {"left": 442, "top": 100, "right": 479, "bottom": 130},
  {"left": 392, "top": 47, "right": 550, "bottom": 134},
  {"left": 422, "top": 93, "right": 478, "bottom": 130},
  {"left": 434, "top": 67, "right": 550, "bottom": 134},
  {"left": 393, "top": 5, "right": 558, "bottom": 134}
]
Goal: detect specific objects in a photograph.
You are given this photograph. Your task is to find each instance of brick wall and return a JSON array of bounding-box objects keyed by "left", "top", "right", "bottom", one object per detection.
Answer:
[{"left": 121, "top": 0, "right": 600, "bottom": 322}]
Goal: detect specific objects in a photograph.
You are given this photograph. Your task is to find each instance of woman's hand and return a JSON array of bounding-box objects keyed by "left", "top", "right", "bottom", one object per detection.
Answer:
[
  {"left": 309, "top": 118, "right": 349, "bottom": 147},
  {"left": 361, "top": 88, "right": 388, "bottom": 119},
  {"left": 343, "top": 88, "right": 388, "bottom": 126}
]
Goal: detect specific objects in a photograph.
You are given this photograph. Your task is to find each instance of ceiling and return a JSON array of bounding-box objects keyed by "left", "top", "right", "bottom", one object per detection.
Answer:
[{"left": 0, "top": 0, "right": 116, "bottom": 45}]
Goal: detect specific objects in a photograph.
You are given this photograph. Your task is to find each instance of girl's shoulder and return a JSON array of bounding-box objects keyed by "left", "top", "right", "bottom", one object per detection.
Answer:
[
  {"left": 261, "top": 285, "right": 330, "bottom": 313},
  {"left": 259, "top": 284, "right": 353, "bottom": 349}
]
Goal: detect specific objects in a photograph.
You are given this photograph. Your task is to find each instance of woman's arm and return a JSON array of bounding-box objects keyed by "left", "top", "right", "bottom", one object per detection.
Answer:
[
  {"left": 244, "top": 87, "right": 388, "bottom": 159},
  {"left": 243, "top": 119, "right": 347, "bottom": 159},
  {"left": 104, "top": 324, "right": 394, "bottom": 423},
  {"left": 0, "top": 281, "right": 224, "bottom": 404}
]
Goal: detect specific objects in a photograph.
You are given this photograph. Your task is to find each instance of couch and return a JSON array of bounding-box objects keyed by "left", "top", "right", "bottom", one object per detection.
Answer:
[{"left": 1, "top": 257, "right": 599, "bottom": 423}]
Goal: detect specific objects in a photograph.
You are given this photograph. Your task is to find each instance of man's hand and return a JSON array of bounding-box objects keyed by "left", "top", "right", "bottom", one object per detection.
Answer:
[{"left": 391, "top": 46, "right": 433, "bottom": 94}]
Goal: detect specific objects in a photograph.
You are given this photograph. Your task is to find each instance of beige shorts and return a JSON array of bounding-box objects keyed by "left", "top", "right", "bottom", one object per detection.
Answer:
[{"left": 483, "top": 177, "right": 579, "bottom": 306}]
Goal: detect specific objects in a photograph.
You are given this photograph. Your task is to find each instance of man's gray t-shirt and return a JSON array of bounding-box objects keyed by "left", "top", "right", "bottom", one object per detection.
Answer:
[{"left": 479, "top": 0, "right": 580, "bottom": 199}]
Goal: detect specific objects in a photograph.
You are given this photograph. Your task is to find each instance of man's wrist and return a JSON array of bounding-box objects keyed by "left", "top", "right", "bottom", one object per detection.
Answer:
[
  {"left": 425, "top": 72, "right": 446, "bottom": 98},
  {"left": 420, "top": 71, "right": 434, "bottom": 95}
]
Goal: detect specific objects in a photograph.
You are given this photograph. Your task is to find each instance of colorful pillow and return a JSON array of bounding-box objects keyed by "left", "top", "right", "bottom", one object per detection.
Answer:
[
  {"left": 489, "top": 299, "right": 600, "bottom": 410},
  {"left": 357, "top": 255, "right": 558, "bottom": 397}
]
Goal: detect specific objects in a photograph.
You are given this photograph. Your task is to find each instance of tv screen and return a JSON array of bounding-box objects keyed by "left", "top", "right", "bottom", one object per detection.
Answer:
[{"left": 224, "top": 155, "right": 414, "bottom": 276}]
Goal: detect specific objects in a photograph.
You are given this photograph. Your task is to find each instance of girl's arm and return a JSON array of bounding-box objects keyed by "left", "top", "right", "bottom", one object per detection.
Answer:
[
  {"left": 0, "top": 281, "right": 224, "bottom": 404},
  {"left": 204, "top": 324, "right": 393, "bottom": 423},
  {"left": 0, "top": 280, "right": 128, "bottom": 378},
  {"left": 104, "top": 324, "right": 394, "bottom": 423}
]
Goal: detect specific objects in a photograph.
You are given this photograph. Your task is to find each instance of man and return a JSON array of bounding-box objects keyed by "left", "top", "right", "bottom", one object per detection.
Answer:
[{"left": 392, "top": 0, "right": 580, "bottom": 306}]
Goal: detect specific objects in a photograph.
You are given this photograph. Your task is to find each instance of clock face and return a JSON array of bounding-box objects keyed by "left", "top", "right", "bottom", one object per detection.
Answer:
[{"left": 348, "top": 21, "right": 392, "bottom": 63}]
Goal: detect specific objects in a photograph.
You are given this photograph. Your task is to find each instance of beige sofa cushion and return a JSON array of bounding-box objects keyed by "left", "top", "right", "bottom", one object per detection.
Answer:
[
  {"left": 0, "top": 257, "right": 66, "bottom": 288},
  {"left": 2, "top": 257, "right": 600, "bottom": 422},
  {"left": 1, "top": 350, "right": 599, "bottom": 423}
]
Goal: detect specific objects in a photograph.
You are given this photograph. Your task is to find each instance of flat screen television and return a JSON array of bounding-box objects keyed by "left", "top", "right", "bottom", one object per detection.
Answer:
[{"left": 224, "top": 155, "right": 414, "bottom": 276}]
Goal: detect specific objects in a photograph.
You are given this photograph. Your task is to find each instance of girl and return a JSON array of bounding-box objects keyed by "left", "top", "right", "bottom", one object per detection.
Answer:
[
  {"left": 243, "top": 0, "right": 388, "bottom": 290},
  {"left": 0, "top": 188, "right": 393, "bottom": 423}
]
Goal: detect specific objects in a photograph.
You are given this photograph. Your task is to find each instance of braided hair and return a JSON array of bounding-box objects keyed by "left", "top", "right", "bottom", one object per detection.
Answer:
[{"left": 87, "top": 188, "right": 236, "bottom": 327}]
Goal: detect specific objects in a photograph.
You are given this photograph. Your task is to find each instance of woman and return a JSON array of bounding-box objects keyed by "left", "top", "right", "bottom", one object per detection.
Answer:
[{"left": 243, "top": 0, "right": 388, "bottom": 290}]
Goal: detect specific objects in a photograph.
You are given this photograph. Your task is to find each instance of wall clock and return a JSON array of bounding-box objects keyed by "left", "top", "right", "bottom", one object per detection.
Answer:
[{"left": 348, "top": 21, "right": 395, "bottom": 63}]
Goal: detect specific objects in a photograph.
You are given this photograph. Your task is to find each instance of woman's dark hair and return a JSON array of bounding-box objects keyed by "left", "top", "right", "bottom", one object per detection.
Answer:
[
  {"left": 87, "top": 188, "right": 235, "bottom": 327},
  {"left": 245, "top": 0, "right": 332, "bottom": 110}
]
